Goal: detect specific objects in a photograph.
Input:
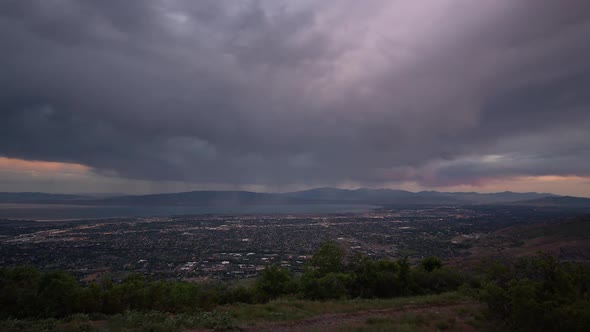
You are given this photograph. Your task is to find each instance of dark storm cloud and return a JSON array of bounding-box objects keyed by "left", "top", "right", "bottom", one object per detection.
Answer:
[{"left": 1, "top": 0, "right": 590, "bottom": 188}]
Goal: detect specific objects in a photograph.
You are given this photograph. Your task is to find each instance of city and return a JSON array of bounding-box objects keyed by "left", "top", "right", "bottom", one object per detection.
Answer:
[{"left": 0, "top": 206, "right": 570, "bottom": 282}]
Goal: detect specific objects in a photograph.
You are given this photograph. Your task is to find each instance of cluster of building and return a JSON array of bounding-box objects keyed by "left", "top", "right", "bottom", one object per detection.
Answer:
[{"left": 0, "top": 206, "right": 538, "bottom": 281}]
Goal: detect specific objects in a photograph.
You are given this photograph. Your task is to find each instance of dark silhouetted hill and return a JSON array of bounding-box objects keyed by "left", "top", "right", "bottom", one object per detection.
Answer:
[
  {"left": 0, "top": 188, "right": 571, "bottom": 207},
  {"left": 509, "top": 196, "right": 590, "bottom": 207}
]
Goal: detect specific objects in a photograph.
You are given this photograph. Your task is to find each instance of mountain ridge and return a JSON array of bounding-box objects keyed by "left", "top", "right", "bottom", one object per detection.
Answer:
[
  {"left": 0, "top": 188, "right": 568, "bottom": 206},
  {"left": 505, "top": 195, "right": 590, "bottom": 207}
]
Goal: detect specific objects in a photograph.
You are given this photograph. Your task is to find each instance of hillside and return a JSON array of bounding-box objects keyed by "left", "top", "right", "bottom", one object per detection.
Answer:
[
  {"left": 0, "top": 292, "right": 486, "bottom": 332},
  {"left": 95, "top": 190, "right": 306, "bottom": 206},
  {"left": 450, "top": 215, "right": 590, "bottom": 268}
]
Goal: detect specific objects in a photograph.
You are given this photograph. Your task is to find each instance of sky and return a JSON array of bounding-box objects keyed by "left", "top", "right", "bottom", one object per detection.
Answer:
[{"left": 1, "top": 0, "right": 590, "bottom": 196}]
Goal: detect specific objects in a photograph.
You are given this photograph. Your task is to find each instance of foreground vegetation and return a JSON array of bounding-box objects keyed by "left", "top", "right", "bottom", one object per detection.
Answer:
[
  {"left": 223, "top": 291, "right": 469, "bottom": 324},
  {"left": 1, "top": 241, "right": 589, "bottom": 331},
  {"left": 0, "top": 292, "right": 474, "bottom": 332},
  {"left": 480, "top": 253, "right": 590, "bottom": 331}
]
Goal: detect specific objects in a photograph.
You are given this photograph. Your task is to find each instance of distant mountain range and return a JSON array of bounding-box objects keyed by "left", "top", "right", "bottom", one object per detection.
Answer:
[
  {"left": 506, "top": 196, "right": 590, "bottom": 207},
  {"left": 1, "top": 188, "right": 588, "bottom": 207},
  {"left": 281, "top": 188, "right": 560, "bottom": 205}
]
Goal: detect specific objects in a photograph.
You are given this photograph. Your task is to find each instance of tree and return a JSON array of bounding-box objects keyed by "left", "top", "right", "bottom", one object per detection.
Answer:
[
  {"left": 256, "top": 265, "right": 295, "bottom": 300},
  {"left": 300, "top": 272, "right": 352, "bottom": 300},
  {"left": 309, "top": 241, "right": 345, "bottom": 276},
  {"left": 481, "top": 253, "right": 590, "bottom": 331},
  {"left": 38, "top": 270, "right": 82, "bottom": 317},
  {"left": 421, "top": 256, "right": 442, "bottom": 272},
  {"left": 0, "top": 266, "right": 41, "bottom": 318},
  {"left": 398, "top": 256, "right": 411, "bottom": 293}
]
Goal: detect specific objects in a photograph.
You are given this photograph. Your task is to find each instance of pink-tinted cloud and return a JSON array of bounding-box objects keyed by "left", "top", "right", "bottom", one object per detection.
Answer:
[{"left": 0, "top": 1, "right": 589, "bottom": 195}]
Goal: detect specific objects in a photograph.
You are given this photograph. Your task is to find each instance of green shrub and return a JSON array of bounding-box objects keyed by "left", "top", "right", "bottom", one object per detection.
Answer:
[
  {"left": 107, "top": 310, "right": 236, "bottom": 331},
  {"left": 412, "top": 268, "right": 465, "bottom": 294},
  {"left": 420, "top": 256, "right": 442, "bottom": 272},
  {"left": 0, "top": 243, "right": 473, "bottom": 320},
  {"left": 0, "top": 318, "right": 58, "bottom": 332},
  {"left": 481, "top": 253, "right": 590, "bottom": 331},
  {"left": 349, "top": 258, "right": 403, "bottom": 298},
  {"left": 309, "top": 241, "right": 346, "bottom": 275},
  {"left": 255, "top": 265, "right": 296, "bottom": 300},
  {"left": 300, "top": 271, "right": 353, "bottom": 300}
]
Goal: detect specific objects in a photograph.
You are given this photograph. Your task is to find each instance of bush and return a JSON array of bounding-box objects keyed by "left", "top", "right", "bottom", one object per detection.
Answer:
[
  {"left": 481, "top": 253, "right": 590, "bottom": 331},
  {"left": 412, "top": 268, "right": 465, "bottom": 294},
  {"left": 420, "top": 256, "right": 442, "bottom": 272},
  {"left": 309, "top": 241, "right": 346, "bottom": 275},
  {"left": 349, "top": 258, "right": 403, "bottom": 298},
  {"left": 223, "top": 286, "right": 258, "bottom": 304},
  {"left": 107, "top": 310, "right": 235, "bottom": 331},
  {"left": 0, "top": 246, "right": 468, "bottom": 319},
  {"left": 255, "top": 265, "right": 296, "bottom": 300},
  {"left": 300, "top": 271, "right": 352, "bottom": 300}
]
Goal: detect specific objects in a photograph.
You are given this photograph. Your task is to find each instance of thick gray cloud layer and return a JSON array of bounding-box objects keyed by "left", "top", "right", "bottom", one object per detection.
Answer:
[{"left": 1, "top": 0, "right": 590, "bottom": 189}]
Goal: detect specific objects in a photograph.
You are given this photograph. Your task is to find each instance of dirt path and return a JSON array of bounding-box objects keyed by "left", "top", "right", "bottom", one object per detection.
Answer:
[{"left": 240, "top": 301, "right": 483, "bottom": 332}]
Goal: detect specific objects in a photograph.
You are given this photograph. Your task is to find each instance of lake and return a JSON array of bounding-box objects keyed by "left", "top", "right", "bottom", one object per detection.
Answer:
[{"left": 0, "top": 203, "right": 377, "bottom": 221}]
